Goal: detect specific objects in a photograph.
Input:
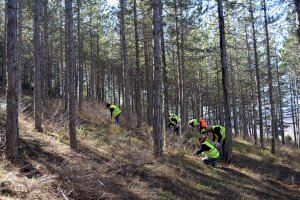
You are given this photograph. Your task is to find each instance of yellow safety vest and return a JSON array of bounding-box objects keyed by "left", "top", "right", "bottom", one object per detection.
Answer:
[
  {"left": 110, "top": 105, "right": 121, "bottom": 118},
  {"left": 212, "top": 125, "right": 226, "bottom": 141},
  {"left": 202, "top": 141, "right": 219, "bottom": 159},
  {"left": 169, "top": 114, "right": 181, "bottom": 126}
]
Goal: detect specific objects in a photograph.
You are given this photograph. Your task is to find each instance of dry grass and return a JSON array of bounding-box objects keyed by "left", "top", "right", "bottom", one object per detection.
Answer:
[{"left": 0, "top": 98, "right": 299, "bottom": 199}]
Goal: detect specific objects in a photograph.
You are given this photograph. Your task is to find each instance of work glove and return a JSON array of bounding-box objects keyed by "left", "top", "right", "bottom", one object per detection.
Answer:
[{"left": 214, "top": 142, "right": 221, "bottom": 147}]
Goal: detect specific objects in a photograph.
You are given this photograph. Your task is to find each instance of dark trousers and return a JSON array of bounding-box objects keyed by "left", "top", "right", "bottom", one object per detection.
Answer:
[
  {"left": 221, "top": 139, "right": 225, "bottom": 158},
  {"left": 115, "top": 115, "right": 120, "bottom": 125},
  {"left": 168, "top": 123, "right": 180, "bottom": 135},
  {"left": 201, "top": 157, "right": 217, "bottom": 167}
]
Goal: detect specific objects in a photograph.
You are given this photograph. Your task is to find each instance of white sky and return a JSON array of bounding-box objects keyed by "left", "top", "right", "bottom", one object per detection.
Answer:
[{"left": 107, "top": 0, "right": 118, "bottom": 6}]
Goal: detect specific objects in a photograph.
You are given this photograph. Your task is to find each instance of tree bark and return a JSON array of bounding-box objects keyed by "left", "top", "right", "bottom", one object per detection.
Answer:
[
  {"left": 43, "top": 0, "right": 50, "bottom": 100},
  {"left": 290, "top": 76, "right": 297, "bottom": 146},
  {"left": 34, "top": 0, "right": 43, "bottom": 132},
  {"left": 77, "top": 0, "right": 83, "bottom": 111},
  {"left": 174, "top": 1, "right": 181, "bottom": 120},
  {"left": 295, "top": 0, "right": 300, "bottom": 46},
  {"left": 231, "top": 53, "right": 239, "bottom": 136},
  {"left": 120, "top": 0, "right": 131, "bottom": 125},
  {"left": 249, "top": 0, "right": 264, "bottom": 148},
  {"left": 144, "top": 30, "right": 153, "bottom": 125},
  {"left": 6, "top": 0, "right": 19, "bottom": 162},
  {"left": 275, "top": 49, "right": 284, "bottom": 144},
  {"left": 245, "top": 25, "right": 258, "bottom": 145},
  {"left": 153, "top": 0, "right": 163, "bottom": 158},
  {"left": 160, "top": 0, "right": 169, "bottom": 130},
  {"left": 65, "top": 0, "right": 77, "bottom": 149},
  {"left": 180, "top": 2, "right": 188, "bottom": 131},
  {"left": 217, "top": 0, "right": 232, "bottom": 163},
  {"left": 133, "top": 0, "right": 142, "bottom": 128},
  {"left": 263, "top": 0, "right": 276, "bottom": 154},
  {"left": 17, "top": 0, "right": 22, "bottom": 108}
]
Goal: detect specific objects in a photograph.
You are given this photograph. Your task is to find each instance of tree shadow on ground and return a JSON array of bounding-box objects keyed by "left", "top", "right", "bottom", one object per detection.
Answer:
[
  {"left": 114, "top": 161, "right": 227, "bottom": 200},
  {"left": 17, "top": 138, "right": 141, "bottom": 200},
  {"left": 166, "top": 154, "right": 300, "bottom": 200},
  {"left": 232, "top": 152, "right": 300, "bottom": 185}
]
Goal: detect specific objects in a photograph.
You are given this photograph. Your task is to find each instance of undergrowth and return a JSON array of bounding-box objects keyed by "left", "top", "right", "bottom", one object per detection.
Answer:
[{"left": 0, "top": 98, "right": 299, "bottom": 200}]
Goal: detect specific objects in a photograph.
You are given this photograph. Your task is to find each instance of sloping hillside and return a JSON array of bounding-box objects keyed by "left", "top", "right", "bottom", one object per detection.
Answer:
[{"left": 0, "top": 100, "right": 299, "bottom": 200}]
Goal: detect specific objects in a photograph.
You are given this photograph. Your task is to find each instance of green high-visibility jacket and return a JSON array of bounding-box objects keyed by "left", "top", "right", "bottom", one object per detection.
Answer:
[
  {"left": 110, "top": 105, "right": 122, "bottom": 118},
  {"left": 189, "top": 119, "right": 200, "bottom": 127},
  {"left": 212, "top": 125, "right": 226, "bottom": 141},
  {"left": 169, "top": 114, "right": 181, "bottom": 126},
  {"left": 203, "top": 140, "right": 219, "bottom": 159}
]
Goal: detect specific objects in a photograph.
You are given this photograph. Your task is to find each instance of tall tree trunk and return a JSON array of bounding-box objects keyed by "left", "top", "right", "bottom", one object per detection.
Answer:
[
  {"left": 180, "top": 3, "right": 188, "bottom": 131},
  {"left": 63, "top": 9, "right": 68, "bottom": 110},
  {"left": 275, "top": 49, "right": 284, "bottom": 144},
  {"left": 263, "top": 0, "right": 276, "bottom": 154},
  {"left": 231, "top": 55, "right": 239, "bottom": 136},
  {"left": 2, "top": 1, "right": 8, "bottom": 90},
  {"left": 295, "top": 0, "right": 300, "bottom": 46},
  {"left": 153, "top": 0, "right": 163, "bottom": 158},
  {"left": 217, "top": 0, "right": 232, "bottom": 163},
  {"left": 160, "top": 0, "right": 169, "bottom": 130},
  {"left": 245, "top": 25, "right": 258, "bottom": 145},
  {"left": 174, "top": 1, "right": 181, "bottom": 119},
  {"left": 290, "top": 76, "right": 297, "bottom": 146},
  {"left": 65, "top": 0, "right": 77, "bottom": 149},
  {"left": 43, "top": 0, "right": 50, "bottom": 100},
  {"left": 249, "top": 0, "right": 264, "bottom": 148},
  {"left": 144, "top": 31, "right": 153, "bottom": 125},
  {"left": 96, "top": 29, "right": 101, "bottom": 102},
  {"left": 6, "top": 0, "right": 19, "bottom": 162},
  {"left": 89, "top": 20, "right": 94, "bottom": 99},
  {"left": 77, "top": 0, "right": 83, "bottom": 111},
  {"left": 133, "top": 0, "right": 142, "bottom": 128},
  {"left": 120, "top": 0, "right": 131, "bottom": 125},
  {"left": 34, "top": 0, "right": 43, "bottom": 132},
  {"left": 17, "top": 0, "right": 22, "bottom": 108}
]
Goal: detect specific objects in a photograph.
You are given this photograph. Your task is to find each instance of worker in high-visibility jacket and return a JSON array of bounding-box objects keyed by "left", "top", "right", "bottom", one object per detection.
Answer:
[
  {"left": 193, "top": 135, "right": 219, "bottom": 167},
  {"left": 106, "top": 103, "right": 122, "bottom": 125},
  {"left": 188, "top": 118, "right": 208, "bottom": 135},
  {"left": 168, "top": 114, "right": 181, "bottom": 135},
  {"left": 207, "top": 125, "right": 226, "bottom": 157}
]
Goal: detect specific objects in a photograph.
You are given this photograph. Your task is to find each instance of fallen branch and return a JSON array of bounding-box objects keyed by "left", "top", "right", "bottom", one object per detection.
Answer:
[
  {"left": 58, "top": 188, "right": 69, "bottom": 200},
  {"left": 97, "top": 180, "right": 105, "bottom": 186}
]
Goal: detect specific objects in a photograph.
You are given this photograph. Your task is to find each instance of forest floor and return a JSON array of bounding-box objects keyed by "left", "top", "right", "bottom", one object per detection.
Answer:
[{"left": 0, "top": 98, "right": 300, "bottom": 200}]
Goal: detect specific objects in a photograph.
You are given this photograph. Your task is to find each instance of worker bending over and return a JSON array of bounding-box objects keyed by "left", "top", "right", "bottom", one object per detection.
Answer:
[
  {"left": 193, "top": 134, "right": 219, "bottom": 167},
  {"left": 168, "top": 114, "right": 181, "bottom": 135},
  {"left": 207, "top": 125, "right": 226, "bottom": 158},
  {"left": 106, "top": 103, "right": 122, "bottom": 125},
  {"left": 188, "top": 118, "right": 208, "bottom": 135}
]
